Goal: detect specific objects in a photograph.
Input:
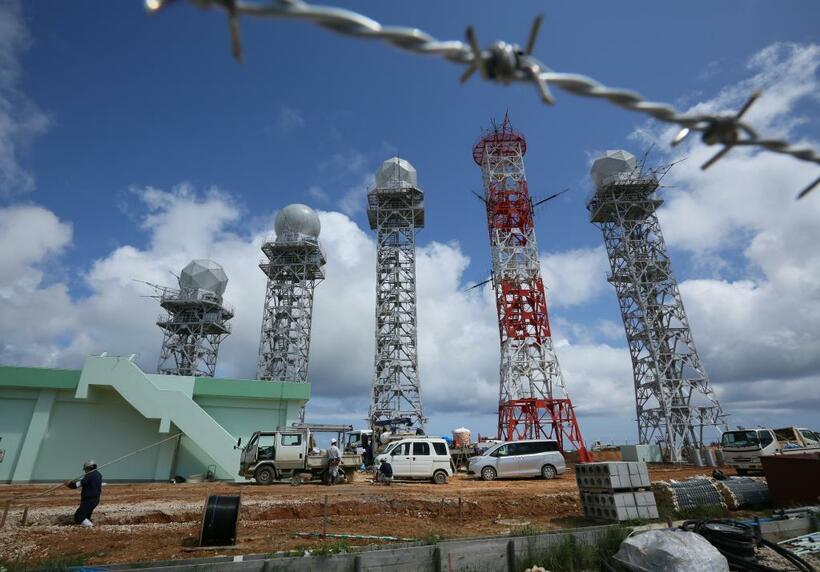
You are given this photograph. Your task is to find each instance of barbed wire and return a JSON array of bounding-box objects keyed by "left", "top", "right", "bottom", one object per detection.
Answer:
[{"left": 147, "top": 0, "right": 820, "bottom": 198}]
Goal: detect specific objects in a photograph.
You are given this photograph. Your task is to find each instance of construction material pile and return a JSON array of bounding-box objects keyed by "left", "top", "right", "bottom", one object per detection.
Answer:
[
  {"left": 653, "top": 476, "right": 770, "bottom": 512},
  {"left": 718, "top": 477, "right": 769, "bottom": 510},
  {"left": 577, "top": 462, "right": 659, "bottom": 521},
  {"left": 653, "top": 477, "right": 725, "bottom": 512}
]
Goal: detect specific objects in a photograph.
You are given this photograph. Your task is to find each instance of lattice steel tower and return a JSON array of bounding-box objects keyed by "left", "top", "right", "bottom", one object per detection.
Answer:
[
  {"left": 473, "top": 116, "right": 589, "bottom": 460},
  {"left": 257, "top": 204, "right": 326, "bottom": 405},
  {"left": 156, "top": 259, "right": 233, "bottom": 377},
  {"left": 367, "top": 157, "right": 426, "bottom": 431},
  {"left": 587, "top": 150, "right": 726, "bottom": 462}
]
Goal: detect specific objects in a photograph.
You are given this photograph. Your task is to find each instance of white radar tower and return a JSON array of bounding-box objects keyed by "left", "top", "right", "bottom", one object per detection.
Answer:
[
  {"left": 257, "top": 204, "right": 326, "bottom": 421},
  {"left": 156, "top": 259, "right": 233, "bottom": 377},
  {"left": 587, "top": 150, "right": 727, "bottom": 462},
  {"left": 367, "top": 157, "right": 426, "bottom": 432}
]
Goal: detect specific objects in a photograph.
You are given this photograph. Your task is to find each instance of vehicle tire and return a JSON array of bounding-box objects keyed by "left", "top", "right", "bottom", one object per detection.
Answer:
[
  {"left": 736, "top": 468, "right": 748, "bottom": 476},
  {"left": 254, "top": 465, "right": 276, "bottom": 485},
  {"left": 541, "top": 464, "right": 557, "bottom": 480},
  {"left": 432, "top": 470, "right": 448, "bottom": 485},
  {"left": 481, "top": 466, "right": 497, "bottom": 481}
]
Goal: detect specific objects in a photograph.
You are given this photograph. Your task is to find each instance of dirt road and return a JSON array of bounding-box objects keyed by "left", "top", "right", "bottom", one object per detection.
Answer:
[{"left": 0, "top": 465, "right": 717, "bottom": 566}]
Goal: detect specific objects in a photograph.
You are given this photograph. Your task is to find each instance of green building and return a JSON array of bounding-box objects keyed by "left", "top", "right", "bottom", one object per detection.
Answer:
[{"left": 0, "top": 355, "right": 309, "bottom": 483}]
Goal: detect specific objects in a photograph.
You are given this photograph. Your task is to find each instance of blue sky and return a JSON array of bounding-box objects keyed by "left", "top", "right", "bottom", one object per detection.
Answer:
[{"left": 2, "top": 1, "right": 819, "bottom": 444}]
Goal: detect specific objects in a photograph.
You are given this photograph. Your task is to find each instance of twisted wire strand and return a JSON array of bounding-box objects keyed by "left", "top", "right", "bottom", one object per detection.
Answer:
[{"left": 165, "top": 0, "right": 820, "bottom": 179}]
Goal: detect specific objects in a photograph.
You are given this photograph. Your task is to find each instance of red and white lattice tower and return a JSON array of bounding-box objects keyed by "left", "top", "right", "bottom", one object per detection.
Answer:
[{"left": 472, "top": 116, "right": 591, "bottom": 461}]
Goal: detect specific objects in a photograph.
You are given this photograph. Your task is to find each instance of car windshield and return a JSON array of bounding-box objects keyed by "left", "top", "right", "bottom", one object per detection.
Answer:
[
  {"left": 800, "top": 429, "right": 820, "bottom": 442},
  {"left": 721, "top": 430, "right": 760, "bottom": 448},
  {"left": 383, "top": 442, "right": 398, "bottom": 455}
]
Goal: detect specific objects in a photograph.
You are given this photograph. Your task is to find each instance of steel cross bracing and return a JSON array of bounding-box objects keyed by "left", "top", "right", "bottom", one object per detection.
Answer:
[
  {"left": 367, "top": 178, "right": 426, "bottom": 431},
  {"left": 473, "top": 117, "right": 589, "bottom": 460},
  {"left": 588, "top": 169, "right": 727, "bottom": 462},
  {"left": 156, "top": 286, "right": 234, "bottom": 377},
  {"left": 148, "top": 0, "right": 820, "bottom": 198},
  {"left": 256, "top": 236, "right": 325, "bottom": 411}
]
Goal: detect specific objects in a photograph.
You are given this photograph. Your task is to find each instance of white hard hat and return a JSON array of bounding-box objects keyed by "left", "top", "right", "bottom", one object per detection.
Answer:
[{"left": 331, "top": 438, "right": 337, "bottom": 444}]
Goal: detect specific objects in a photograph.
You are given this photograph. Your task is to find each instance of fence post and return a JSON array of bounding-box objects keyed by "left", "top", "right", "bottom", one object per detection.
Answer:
[
  {"left": 323, "top": 495, "right": 328, "bottom": 536},
  {"left": 0, "top": 501, "right": 10, "bottom": 528}
]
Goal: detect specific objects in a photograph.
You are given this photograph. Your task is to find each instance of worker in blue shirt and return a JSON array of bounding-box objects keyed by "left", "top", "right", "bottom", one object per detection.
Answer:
[{"left": 65, "top": 460, "right": 102, "bottom": 527}]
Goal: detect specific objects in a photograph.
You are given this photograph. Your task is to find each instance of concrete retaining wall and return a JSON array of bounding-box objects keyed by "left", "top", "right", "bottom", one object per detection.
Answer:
[{"left": 103, "top": 525, "right": 618, "bottom": 572}]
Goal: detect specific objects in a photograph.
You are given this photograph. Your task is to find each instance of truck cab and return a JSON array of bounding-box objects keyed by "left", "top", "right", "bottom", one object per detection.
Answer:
[
  {"left": 721, "top": 426, "right": 820, "bottom": 474},
  {"left": 346, "top": 426, "right": 425, "bottom": 466},
  {"left": 239, "top": 424, "right": 361, "bottom": 485}
]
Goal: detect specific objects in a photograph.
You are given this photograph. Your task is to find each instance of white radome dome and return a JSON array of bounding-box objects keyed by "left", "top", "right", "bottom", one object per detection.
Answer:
[
  {"left": 375, "top": 157, "right": 418, "bottom": 190},
  {"left": 590, "top": 150, "right": 638, "bottom": 188},
  {"left": 275, "top": 203, "right": 321, "bottom": 240},
  {"left": 179, "top": 259, "right": 228, "bottom": 297}
]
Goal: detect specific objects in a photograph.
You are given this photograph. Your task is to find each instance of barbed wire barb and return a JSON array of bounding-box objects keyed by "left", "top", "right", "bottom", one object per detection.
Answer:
[{"left": 146, "top": 0, "right": 820, "bottom": 198}]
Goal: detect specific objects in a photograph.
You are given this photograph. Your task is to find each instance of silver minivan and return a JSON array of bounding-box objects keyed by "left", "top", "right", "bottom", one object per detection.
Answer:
[{"left": 468, "top": 439, "right": 566, "bottom": 481}]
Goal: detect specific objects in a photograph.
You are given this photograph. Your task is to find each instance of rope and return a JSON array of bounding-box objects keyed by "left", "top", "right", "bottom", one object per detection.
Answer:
[{"left": 5, "top": 433, "right": 182, "bottom": 503}]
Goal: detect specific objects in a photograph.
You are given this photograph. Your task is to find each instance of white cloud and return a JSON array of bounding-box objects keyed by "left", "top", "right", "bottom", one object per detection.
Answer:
[
  {"left": 0, "top": 186, "right": 643, "bottom": 439},
  {"left": 0, "top": 0, "right": 48, "bottom": 196},
  {"left": 337, "top": 172, "right": 374, "bottom": 216},
  {"left": 274, "top": 105, "right": 305, "bottom": 134},
  {"left": 3, "top": 35, "right": 817, "bottom": 440},
  {"left": 0, "top": 204, "right": 72, "bottom": 283},
  {"left": 623, "top": 42, "right": 820, "bottom": 416},
  {"left": 539, "top": 246, "right": 609, "bottom": 307},
  {"left": 0, "top": 189, "right": 503, "bottom": 430},
  {"left": 306, "top": 185, "right": 329, "bottom": 203}
]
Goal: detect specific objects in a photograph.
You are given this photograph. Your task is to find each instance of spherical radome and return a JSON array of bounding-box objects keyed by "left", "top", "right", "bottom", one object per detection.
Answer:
[
  {"left": 375, "top": 157, "right": 418, "bottom": 189},
  {"left": 275, "top": 203, "right": 321, "bottom": 240},
  {"left": 179, "top": 259, "right": 228, "bottom": 296},
  {"left": 590, "top": 150, "right": 638, "bottom": 188}
]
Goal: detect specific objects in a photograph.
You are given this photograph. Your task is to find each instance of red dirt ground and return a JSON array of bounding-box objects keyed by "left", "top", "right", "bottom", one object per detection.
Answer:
[{"left": 0, "top": 465, "right": 721, "bottom": 567}]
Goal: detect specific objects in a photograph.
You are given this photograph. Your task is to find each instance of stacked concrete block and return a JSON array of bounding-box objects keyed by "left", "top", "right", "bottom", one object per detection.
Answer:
[
  {"left": 576, "top": 461, "right": 650, "bottom": 491},
  {"left": 577, "top": 462, "right": 658, "bottom": 522}
]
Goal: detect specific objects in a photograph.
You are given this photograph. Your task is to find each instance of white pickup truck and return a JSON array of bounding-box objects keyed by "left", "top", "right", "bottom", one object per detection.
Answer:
[
  {"left": 239, "top": 424, "right": 361, "bottom": 485},
  {"left": 721, "top": 426, "right": 820, "bottom": 475}
]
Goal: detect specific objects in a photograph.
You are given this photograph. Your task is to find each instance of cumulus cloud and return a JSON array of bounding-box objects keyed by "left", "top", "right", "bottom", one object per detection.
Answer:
[
  {"left": 3, "top": 31, "right": 817, "bottom": 438},
  {"left": 626, "top": 42, "right": 820, "bottom": 417},
  {"left": 539, "top": 246, "right": 609, "bottom": 308},
  {"left": 274, "top": 105, "right": 305, "bottom": 134},
  {"left": 0, "top": 189, "right": 501, "bottom": 421},
  {"left": 0, "top": 0, "right": 48, "bottom": 196},
  {"left": 0, "top": 185, "right": 636, "bottom": 437},
  {"left": 0, "top": 204, "right": 74, "bottom": 365}
]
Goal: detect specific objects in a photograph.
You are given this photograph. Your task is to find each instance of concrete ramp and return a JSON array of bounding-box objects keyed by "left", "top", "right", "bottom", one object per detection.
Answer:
[{"left": 77, "top": 356, "right": 240, "bottom": 479}]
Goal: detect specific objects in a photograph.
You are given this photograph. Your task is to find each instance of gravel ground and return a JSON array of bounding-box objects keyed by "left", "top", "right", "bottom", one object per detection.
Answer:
[{"left": 0, "top": 465, "right": 734, "bottom": 567}]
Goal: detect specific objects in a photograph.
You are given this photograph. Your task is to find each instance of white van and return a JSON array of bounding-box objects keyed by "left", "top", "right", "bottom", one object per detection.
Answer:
[{"left": 375, "top": 438, "right": 453, "bottom": 484}]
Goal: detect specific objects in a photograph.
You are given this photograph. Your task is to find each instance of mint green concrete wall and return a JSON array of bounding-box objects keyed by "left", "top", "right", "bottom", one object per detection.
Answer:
[
  {"left": 0, "top": 389, "right": 37, "bottom": 482},
  {"left": 0, "top": 364, "right": 309, "bottom": 482},
  {"left": 174, "top": 397, "right": 292, "bottom": 480},
  {"left": 32, "top": 388, "right": 174, "bottom": 482}
]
